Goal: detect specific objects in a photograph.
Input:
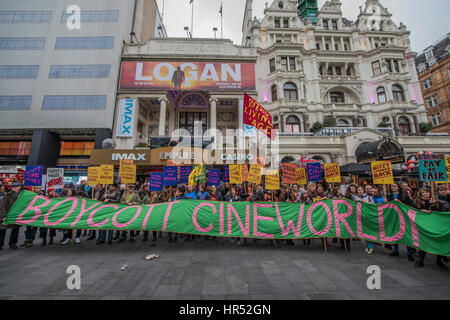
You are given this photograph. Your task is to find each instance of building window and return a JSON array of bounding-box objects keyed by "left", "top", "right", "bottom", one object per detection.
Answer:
[
  {"left": 0, "top": 96, "right": 32, "bottom": 110},
  {"left": 0, "top": 11, "right": 52, "bottom": 23},
  {"left": 335, "top": 66, "right": 342, "bottom": 75},
  {"left": 424, "top": 49, "right": 434, "bottom": 61},
  {"left": 0, "top": 37, "right": 45, "bottom": 50},
  {"left": 423, "top": 78, "right": 433, "bottom": 89},
  {"left": 398, "top": 116, "right": 411, "bottom": 133},
  {"left": 330, "top": 91, "right": 345, "bottom": 103},
  {"left": 372, "top": 61, "right": 382, "bottom": 76},
  {"left": 337, "top": 119, "right": 349, "bottom": 127},
  {"left": 417, "top": 64, "right": 426, "bottom": 73},
  {"left": 427, "top": 95, "right": 438, "bottom": 108},
  {"left": 392, "top": 85, "right": 406, "bottom": 102},
  {"left": 323, "top": 20, "right": 329, "bottom": 30},
  {"left": 281, "top": 57, "right": 296, "bottom": 71},
  {"left": 377, "top": 87, "right": 387, "bottom": 103},
  {"left": 269, "top": 58, "right": 275, "bottom": 73},
  {"left": 283, "top": 82, "right": 298, "bottom": 100},
  {"left": 335, "top": 44, "right": 339, "bottom": 51},
  {"left": 316, "top": 43, "right": 321, "bottom": 50},
  {"left": 271, "top": 85, "right": 278, "bottom": 101},
  {"left": 283, "top": 18, "right": 289, "bottom": 28},
  {"left": 49, "top": 65, "right": 111, "bottom": 79},
  {"left": 42, "top": 95, "right": 107, "bottom": 110},
  {"left": 431, "top": 113, "right": 442, "bottom": 126},
  {"left": 0, "top": 142, "right": 31, "bottom": 156},
  {"left": 332, "top": 20, "right": 338, "bottom": 30},
  {"left": 274, "top": 18, "right": 280, "bottom": 28},
  {"left": 386, "top": 59, "right": 400, "bottom": 73},
  {"left": 55, "top": 37, "right": 114, "bottom": 50},
  {"left": 325, "top": 43, "right": 329, "bottom": 50},
  {"left": 0, "top": 65, "right": 39, "bottom": 79},
  {"left": 327, "top": 67, "right": 333, "bottom": 75},
  {"left": 285, "top": 115, "right": 300, "bottom": 133},
  {"left": 61, "top": 10, "right": 119, "bottom": 23}
]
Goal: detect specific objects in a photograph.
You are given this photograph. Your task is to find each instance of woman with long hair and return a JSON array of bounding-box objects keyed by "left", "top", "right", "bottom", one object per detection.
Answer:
[{"left": 344, "top": 184, "right": 358, "bottom": 200}]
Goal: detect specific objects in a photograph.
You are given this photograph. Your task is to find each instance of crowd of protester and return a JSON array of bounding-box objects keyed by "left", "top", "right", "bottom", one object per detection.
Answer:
[{"left": 0, "top": 178, "right": 449, "bottom": 270}]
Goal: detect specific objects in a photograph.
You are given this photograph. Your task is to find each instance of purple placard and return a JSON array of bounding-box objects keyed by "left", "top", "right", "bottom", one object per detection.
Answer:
[
  {"left": 223, "top": 165, "right": 229, "bottom": 183},
  {"left": 163, "top": 166, "right": 177, "bottom": 186},
  {"left": 24, "top": 166, "right": 43, "bottom": 187},
  {"left": 306, "top": 163, "right": 322, "bottom": 182},
  {"left": 179, "top": 166, "right": 193, "bottom": 184},
  {"left": 149, "top": 173, "right": 163, "bottom": 191},
  {"left": 208, "top": 169, "right": 221, "bottom": 187}
]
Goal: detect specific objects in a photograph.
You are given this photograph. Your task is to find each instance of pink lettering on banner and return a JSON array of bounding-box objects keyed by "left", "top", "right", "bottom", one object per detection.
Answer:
[
  {"left": 162, "top": 201, "right": 180, "bottom": 231},
  {"left": 192, "top": 202, "right": 215, "bottom": 233},
  {"left": 407, "top": 209, "right": 420, "bottom": 247},
  {"left": 253, "top": 203, "right": 273, "bottom": 238},
  {"left": 15, "top": 195, "right": 51, "bottom": 225},
  {"left": 87, "top": 204, "right": 118, "bottom": 228},
  {"left": 306, "top": 202, "right": 332, "bottom": 236},
  {"left": 274, "top": 203, "right": 305, "bottom": 237},
  {"left": 141, "top": 204, "right": 156, "bottom": 229},
  {"left": 378, "top": 204, "right": 406, "bottom": 242},
  {"left": 44, "top": 197, "right": 78, "bottom": 227},
  {"left": 112, "top": 206, "right": 142, "bottom": 229},
  {"left": 227, "top": 203, "right": 250, "bottom": 236},
  {"left": 71, "top": 200, "right": 101, "bottom": 227},
  {"left": 219, "top": 202, "right": 224, "bottom": 235},
  {"left": 356, "top": 202, "right": 377, "bottom": 241},
  {"left": 332, "top": 200, "right": 355, "bottom": 237}
]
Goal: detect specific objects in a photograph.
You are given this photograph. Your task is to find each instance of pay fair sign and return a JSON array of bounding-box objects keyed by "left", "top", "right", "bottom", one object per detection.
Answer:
[{"left": 419, "top": 159, "right": 448, "bottom": 182}]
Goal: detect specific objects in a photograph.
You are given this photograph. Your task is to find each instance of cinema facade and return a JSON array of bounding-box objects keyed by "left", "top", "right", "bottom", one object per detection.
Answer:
[{"left": 92, "top": 36, "right": 450, "bottom": 177}]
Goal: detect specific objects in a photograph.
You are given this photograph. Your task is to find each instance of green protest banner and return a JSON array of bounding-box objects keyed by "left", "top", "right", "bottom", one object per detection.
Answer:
[{"left": 5, "top": 191, "right": 450, "bottom": 256}]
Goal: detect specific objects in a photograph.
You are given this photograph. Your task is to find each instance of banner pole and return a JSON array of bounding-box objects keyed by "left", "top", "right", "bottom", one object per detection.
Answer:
[{"left": 431, "top": 181, "right": 437, "bottom": 202}]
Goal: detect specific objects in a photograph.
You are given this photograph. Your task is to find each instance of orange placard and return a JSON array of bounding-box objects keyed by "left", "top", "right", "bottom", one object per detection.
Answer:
[{"left": 282, "top": 163, "right": 297, "bottom": 184}]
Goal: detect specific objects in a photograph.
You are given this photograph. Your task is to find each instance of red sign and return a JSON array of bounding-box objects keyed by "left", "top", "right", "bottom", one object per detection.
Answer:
[
  {"left": 243, "top": 93, "right": 275, "bottom": 140},
  {"left": 120, "top": 61, "right": 255, "bottom": 91}
]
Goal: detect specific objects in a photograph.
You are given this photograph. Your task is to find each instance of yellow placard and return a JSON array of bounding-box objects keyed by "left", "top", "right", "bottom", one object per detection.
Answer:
[
  {"left": 371, "top": 161, "right": 394, "bottom": 185},
  {"left": 324, "top": 163, "right": 341, "bottom": 183},
  {"left": 296, "top": 167, "right": 307, "bottom": 185},
  {"left": 120, "top": 163, "right": 136, "bottom": 184},
  {"left": 119, "top": 159, "right": 134, "bottom": 177},
  {"left": 438, "top": 157, "right": 450, "bottom": 184},
  {"left": 265, "top": 170, "right": 280, "bottom": 190},
  {"left": 99, "top": 164, "right": 114, "bottom": 185},
  {"left": 229, "top": 165, "right": 243, "bottom": 184},
  {"left": 248, "top": 164, "right": 263, "bottom": 184},
  {"left": 241, "top": 164, "right": 249, "bottom": 182},
  {"left": 87, "top": 167, "right": 100, "bottom": 186}
]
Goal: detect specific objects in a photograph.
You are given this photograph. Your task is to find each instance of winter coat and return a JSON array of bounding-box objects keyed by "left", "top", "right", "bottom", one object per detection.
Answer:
[
  {"left": 120, "top": 192, "right": 141, "bottom": 205},
  {"left": 104, "top": 189, "right": 121, "bottom": 203},
  {"left": 0, "top": 191, "right": 20, "bottom": 229}
]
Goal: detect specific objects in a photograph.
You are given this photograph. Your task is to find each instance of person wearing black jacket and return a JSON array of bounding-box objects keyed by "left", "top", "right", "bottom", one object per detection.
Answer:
[
  {"left": 20, "top": 186, "right": 45, "bottom": 247},
  {"left": 0, "top": 182, "right": 22, "bottom": 249},
  {"left": 206, "top": 185, "right": 223, "bottom": 201},
  {"left": 250, "top": 184, "right": 265, "bottom": 202},
  {"left": 97, "top": 184, "right": 121, "bottom": 244}
]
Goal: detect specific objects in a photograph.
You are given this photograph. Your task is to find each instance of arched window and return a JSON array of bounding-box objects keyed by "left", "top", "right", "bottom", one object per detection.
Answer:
[
  {"left": 271, "top": 85, "right": 277, "bottom": 102},
  {"left": 330, "top": 91, "right": 345, "bottom": 103},
  {"left": 285, "top": 115, "right": 301, "bottom": 133},
  {"left": 398, "top": 116, "right": 411, "bottom": 133},
  {"left": 283, "top": 82, "right": 298, "bottom": 100},
  {"left": 337, "top": 119, "right": 350, "bottom": 127},
  {"left": 392, "top": 84, "right": 405, "bottom": 102},
  {"left": 377, "top": 87, "right": 387, "bottom": 103},
  {"left": 281, "top": 156, "right": 295, "bottom": 164}
]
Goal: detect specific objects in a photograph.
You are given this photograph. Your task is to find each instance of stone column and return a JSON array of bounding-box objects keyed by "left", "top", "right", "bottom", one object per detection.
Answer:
[
  {"left": 210, "top": 99, "right": 217, "bottom": 131},
  {"left": 158, "top": 98, "right": 167, "bottom": 136},
  {"left": 331, "top": 37, "right": 335, "bottom": 50},
  {"left": 238, "top": 99, "right": 244, "bottom": 131},
  {"left": 413, "top": 115, "right": 419, "bottom": 134}
]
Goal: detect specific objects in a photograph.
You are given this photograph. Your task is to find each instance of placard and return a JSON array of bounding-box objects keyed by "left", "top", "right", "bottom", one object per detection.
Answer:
[
  {"left": 120, "top": 163, "right": 136, "bottom": 184},
  {"left": 229, "top": 165, "right": 242, "bottom": 184},
  {"left": 208, "top": 169, "right": 221, "bottom": 187},
  {"left": 437, "top": 157, "right": 450, "bottom": 184},
  {"left": 371, "top": 161, "right": 394, "bottom": 185},
  {"left": 241, "top": 164, "right": 249, "bottom": 182},
  {"left": 46, "top": 168, "right": 64, "bottom": 190},
  {"left": 163, "top": 166, "right": 178, "bottom": 186},
  {"left": 149, "top": 173, "right": 163, "bottom": 191},
  {"left": 324, "top": 163, "right": 341, "bottom": 183},
  {"left": 265, "top": 170, "right": 280, "bottom": 190},
  {"left": 296, "top": 167, "right": 307, "bottom": 185},
  {"left": 248, "top": 164, "right": 263, "bottom": 184},
  {"left": 419, "top": 159, "right": 447, "bottom": 182},
  {"left": 24, "top": 166, "right": 43, "bottom": 187},
  {"left": 282, "top": 163, "right": 297, "bottom": 184},
  {"left": 87, "top": 167, "right": 100, "bottom": 186},
  {"left": 99, "top": 165, "right": 114, "bottom": 185},
  {"left": 223, "top": 165, "right": 230, "bottom": 183},
  {"left": 180, "top": 166, "right": 193, "bottom": 184},
  {"left": 306, "top": 163, "right": 322, "bottom": 182}
]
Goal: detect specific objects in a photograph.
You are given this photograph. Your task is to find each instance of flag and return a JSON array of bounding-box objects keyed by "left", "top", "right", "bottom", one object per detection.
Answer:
[
  {"left": 219, "top": 2, "right": 223, "bottom": 16},
  {"left": 243, "top": 93, "right": 276, "bottom": 140},
  {"left": 188, "top": 164, "right": 203, "bottom": 186},
  {"left": 190, "top": 0, "right": 193, "bottom": 3}
]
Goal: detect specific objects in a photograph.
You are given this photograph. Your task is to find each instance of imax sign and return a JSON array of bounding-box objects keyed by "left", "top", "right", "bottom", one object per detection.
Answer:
[
  {"left": 116, "top": 99, "right": 137, "bottom": 138},
  {"left": 112, "top": 153, "right": 146, "bottom": 161}
]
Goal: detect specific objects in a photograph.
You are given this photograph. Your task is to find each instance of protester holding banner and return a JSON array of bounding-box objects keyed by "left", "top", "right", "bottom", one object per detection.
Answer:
[
  {"left": 118, "top": 185, "right": 141, "bottom": 243},
  {"left": 20, "top": 186, "right": 44, "bottom": 247},
  {"left": 141, "top": 190, "right": 159, "bottom": 243},
  {"left": 39, "top": 189, "right": 57, "bottom": 246},
  {"left": 0, "top": 182, "right": 22, "bottom": 250}
]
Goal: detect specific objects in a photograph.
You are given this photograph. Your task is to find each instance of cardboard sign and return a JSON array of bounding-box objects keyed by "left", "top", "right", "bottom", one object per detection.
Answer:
[
  {"left": 248, "top": 164, "right": 263, "bottom": 184},
  {"left": 180, "top": 166, "right": 193, "bottom": 184},
  {"left": 163, "top": 166, "right": 178, "bottom": 186},
  {"left": 87, "top": 167, "right": 100, "bottom": 186},
  {"left": 265, "top": 170, "right": 280, "bottom": 190},
  {"left": 24, "top": 166, "right": 43, "bottom": 187},
  {"left": 306, "top": 163, "right": 322, "bottom": 182},
  {"left": 324, "top": 163, "right": 341, "bottom": 183},
  {"left": 371, "top": 161, "right": 394, "bottom": 185},
  {"left": 229, "top": 165, "right": 243, "bottom": 184},
  {"left": 296, "top": 167, "right": 307, "bottom": 185},
  {"left": 46, "top": 168, "right": 64, "bottom": 190},
  {"left": 419, "top": 159, "right": 448, "bottom": 182},
  {"left": 120, "top": 163, "right": 136, "bottom": 184},
  {"left": 241, "top": 165, "right": 249, "bottom": 182},
  {"left": 149, "top": 173, "right": 163, "bottom": 191},
  {"left": 99, "top": 165, "right": 114, "bottom": 185},
  {"left": 17, "top": 168, "right": 25, "bottom": 183},
  {"left": 223, "top": 165, "right": 230, "bottom": 183},
  {"left": 282, "top": 163, "right": 297, "bottom": 184},
  {"left": 437, "top": 157, "right": 450, "bottom": 184},
  {"left": 119, "top": 159, "right": 134, "bottom": 177},
  {"left": 208, "top": 169, "right": 221, "bottom": 187}
]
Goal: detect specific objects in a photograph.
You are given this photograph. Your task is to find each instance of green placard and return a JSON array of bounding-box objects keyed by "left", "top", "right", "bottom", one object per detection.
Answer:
[{"left": 419, "top": 159, "right": 448, "bottom": 182}]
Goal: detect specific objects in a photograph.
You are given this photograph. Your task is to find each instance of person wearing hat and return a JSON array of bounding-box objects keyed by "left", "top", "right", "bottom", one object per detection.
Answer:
[
  {"left": 118, "top": 184, "right": 141, "bottom": 243},
  {"left": 0, "top": 182, "right": 22, "bottom": 250},
  {"left": 97, "top": 183, "right": 121, "bottom": 244}
]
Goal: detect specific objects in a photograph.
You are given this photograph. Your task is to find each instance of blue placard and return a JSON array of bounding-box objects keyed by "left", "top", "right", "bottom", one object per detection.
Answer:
[
  {"left": 149, "top": 173, "right": 163, "bottom": 191},
  {"left": 163, "top": 166, "right": 178, "bottom": 186},
  {"left": 180, "top": 166, "right": 193, "bottom": 184},
  {"left": 24, "top": 166, "right": 43, "bottom": 187},
  {"left": 208, "top": 169, "right": 221, "bottom": 187},
  {"left": 223, "top": 165, "right": 229, "bottom": 183},
  {"left": 306, "top": 163, "right": 322, "bottom": 182}
]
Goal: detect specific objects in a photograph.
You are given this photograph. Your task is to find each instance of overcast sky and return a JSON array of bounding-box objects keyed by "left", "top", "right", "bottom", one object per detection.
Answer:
[{"left": 155, "top": 0, "right": 449, "bottom": 52}]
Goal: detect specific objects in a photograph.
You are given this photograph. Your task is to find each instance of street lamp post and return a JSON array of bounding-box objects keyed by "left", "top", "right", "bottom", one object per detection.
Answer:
[{"left": 213, "top": 27, "right": 218, "bottom": 39}]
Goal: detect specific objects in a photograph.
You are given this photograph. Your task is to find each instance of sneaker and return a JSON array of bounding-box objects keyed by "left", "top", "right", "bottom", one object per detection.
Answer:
[
  {"left": 414, "top": 259, "right": 424, "bottom": 268},
  {"left": 231, "top": 239, "right": 235, "bottom": 244},
  {"left": 9, "top": 244, "right": 18, "bottom": 249},
  {"left": 390, "top": 251, "right": 400, "bottom": 257},
  {"left": 20, "top": 241, "right": 30, "bottom": 247},
  {"left": 75, "top": 238, "right": 81, "bottom": 244},
  {"left": 366, "top": 248, "right": 374, "bottom": 255},
  {"left": 61, "top": 239, "right": 71, "bottom": 245},
  {"left": 26, "top": 242, "right": 33, "bottom": 248}
]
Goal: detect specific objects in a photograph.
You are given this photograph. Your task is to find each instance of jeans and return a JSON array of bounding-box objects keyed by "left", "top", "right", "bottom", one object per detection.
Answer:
[
  {"left": 393, "top": 244, "right": 416, "bottom": 255},
  {"left": 24, "top": 226, "right": 38, "bottom": 241},
  {"left": 98, "top": 230, "right": 114, "bottom": 242},
  {"left": 39, "top": 228, "right": 56, "bottom": 239},
  {"left": 0, "top": 227, "right": 20, "bottom": 247}
]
